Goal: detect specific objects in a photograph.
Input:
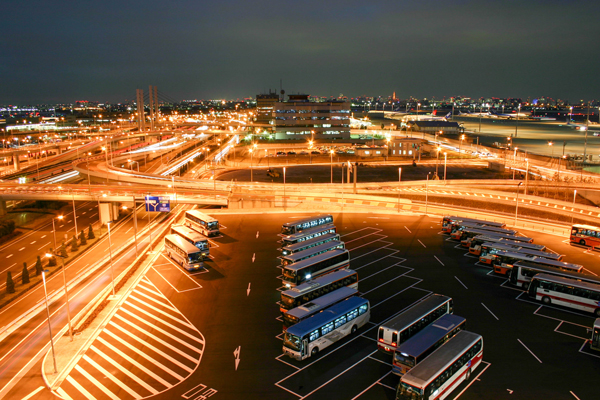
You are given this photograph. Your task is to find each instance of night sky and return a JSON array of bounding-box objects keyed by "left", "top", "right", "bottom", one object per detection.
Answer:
[{"left": 2, "top": 0, "right": 599, "bottom": 104}]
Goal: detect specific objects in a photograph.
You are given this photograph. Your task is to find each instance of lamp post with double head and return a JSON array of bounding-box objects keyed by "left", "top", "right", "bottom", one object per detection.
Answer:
[
  {"left": 515, "top": 182, "right": 523, "bottom": 226},
  {"left": 41, "top": 269, "right": 58, "bottom": 374}
]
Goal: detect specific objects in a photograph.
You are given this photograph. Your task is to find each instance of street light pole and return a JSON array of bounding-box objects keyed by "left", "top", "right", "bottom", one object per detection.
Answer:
[
  {"left": 41, "top": 270, "right": 57, "bottom": 374},
  {"left": 572, "top": 189, "right": 577, "bottom": 224},
  {"left": 515, "top": 104, "right": 521, "bottom": 138},
  {"left": 398, "top": 167, "right": 402, "bottom": 213},
  {"left": 283, "top": 167, "right": 286, "bottom": 210},
  {"left": 444, "top": 153, "right": 447, "bottom": 181},
  {"left": 71, "top": 193, "right": 78, "bottom": 238},
  {"left": 425, "top": 173, "right": 430, "bottom": 215},
  {"left": 525, "top": 158, "right": 529, "bottom": 196},
  {"left": 249, "top": 148, "right": 253, "bottom": 182},
  {"left": 515, "top": 182, "right": 523, "bottom": 226},
  {"left": 107, "top": 221, "right": 116, "bottom": 296},
  {"left": 330, "top": 150, "right": 334, "bottom": 184}
]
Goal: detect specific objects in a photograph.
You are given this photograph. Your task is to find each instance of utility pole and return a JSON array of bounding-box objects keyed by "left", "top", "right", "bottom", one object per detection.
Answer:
[{"left": 148, "top": 85, "right": 155, "bottom": 131}]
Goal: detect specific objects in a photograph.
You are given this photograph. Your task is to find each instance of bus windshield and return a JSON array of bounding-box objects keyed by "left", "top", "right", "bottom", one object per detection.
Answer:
[
  {"left": 207, "top": 221, "right": 219, "bottom": 230},
  {"left": 397, "top": 382, "right": 423, "bottom": 400},
  {"left": 283, "top": 333, "right": 302, "bottom": 352},
  {"left": 189, "top": 252, "right": 203, "bottom": 263}
]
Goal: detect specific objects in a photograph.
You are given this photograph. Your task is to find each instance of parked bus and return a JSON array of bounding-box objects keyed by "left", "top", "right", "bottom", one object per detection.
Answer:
[
  {"left": 509, "top": 260, "right": 594, "bottom": 289},
  {"left": 279, "top": 233, "right": 341, "bottom": 256},
  {"left": 282, "top": 286, "right": 358, "bottom": 330},
  {"left": 283, "top": 296, "right": 370, "bottom": 360},
  {"left": 396, "top": 331, "right": 483, "bottom": 400},
  {"left": 528, "top": 273, "right": 600, "bottom": 317},
  {"left": 279, "top": 241, "right": 345, "bottom": 266},
  {"left": 441, "top": 216, "right": 506, "bottom": 234},
  {"left": 281, "top": 214, "right": 334, "bottom": 236},
  {"left": 279, "top": 269, "right": 359, "bottom": 313},
  {"left": 378, "top": 294, "right": 453, "bottom": 354},
  {"left": 171, "top": 225, "right": 210, "bottom": 259},
  {"left": 468, "top": 235, "right": 546, "bottom": 256},
  {"left": 451, "top": 221, "right": 517, "bottom": 237},
  {"left": 482, "top": 250, "right": 570, "bottom": 275},
  {"left": 282, "top": 249, "right": 350, "bottom": 288},
  {"left": 570, "top": 224, "right": 600, "bottom": 248},
  {"left": 164, "top": 234, "right": 203, "bottom": 271},
  {"left": 392, "top": 314, "right": 466, "bottom": 376},
  {"left": 184, "top": 210, "right": 220, "bottom": 237},
  {"left": 478, "top": 243, "right": 561, "bottom": 263},
  {"left": 452, "top": 228, "right": 533, "bottom": 247},
  {"left": 280, "top": 225, "right": 337, "bottom": 247},
  {"left": 591, "top": 319, "right": 600, "bottom": 351}
]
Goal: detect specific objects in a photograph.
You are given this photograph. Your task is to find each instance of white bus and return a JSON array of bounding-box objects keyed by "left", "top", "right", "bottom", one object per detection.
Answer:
[
  {"left": 280, "top": 224, "right": 337, "bottom": 247},
  {"left": 279, "top": 241, "right": 345, "bottom": 266},
  {"left": 282, "top": 249, "right": 350, "bottom": 288},
  {"left": 281, "top": 214, "right": 334, "bottom": 236},
  {"left": 283, "top": 296, "right": 370, "bottom": 360},
  {"left": 279, "top": 269, "right": 359, "bottom": 313},
  {"left": 451, "top": 221, "right": 517, "bottom": 237},
  {"left": 441, "top": 216, "right": 506, "bottom": 234},
  {"left": 184, "top": 210, "right": 220, "bottom": 237},
  {"left": 482, "top": 249, "right": 572, "bottom": 276},
  {"left": 171, "top": 225, "right": 210, "bottom": 259},
  {"left": 378, "top": 294, "right": 453, "bottom": 354},
  {"left": 396, "top": 331, "right": 483, "bottom": 400},
  {"left": 591, "top": 319, "right": 600, "bottom": 351},
  {"left": 528, "top": 273, "right": 600, "bottom": 317},
  {"left": 164, "top": 234, "right": 203, "bottom": 271},
  {"left": 468, "top": 235, "right": 546, "bottom": 256},
  {"left": 279, "top": 233, "right": 341, "bottom": 256},
  {"left": 282, "top": 286, "right": 358, "bottom": 330},
  {"left": 509, "top": 260, "right": 587, "bottom": 289}
]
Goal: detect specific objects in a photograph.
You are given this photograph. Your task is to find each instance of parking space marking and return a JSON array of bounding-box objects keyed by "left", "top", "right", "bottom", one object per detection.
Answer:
[
  {"left": 578, "top": 341, "right": 600, "bottom": 359},
  {"left": 20, "top": 386, "right": 45, "bottom": 400},
  {"left": 517, "top": 339, "right": 542, "bottom": 363},
  {"left": 582, "top": 267, "right": 598, "bottom": 276},
  {"left": 481, "top": 303, "right": 499, "bottom": 320},
  {"left": 347, "top": 236, "right": 388, "bottom": 252},
  {"left": 342, "top": 228, "right": 383, "bottom": 242},
  {"left": 454, "top": 276, "right": 468, "bottom": 289},
  {"left": 351, "top": 370, "right": 393, "bottom": 400},
  {"left": 275, "top": 354, "right": 300, "bottom": 370},
  {"left": 74, "top": 364, "right": 120, "bottom": 400},
  {"left": 553, "top": 321, "right": 588, "bottom": 341},
  {"left": 418, "top": 239, "right": 426, "bottom": 248},
  {"left": 404, "top": 226, "right": 412, "bottom": 233},
  {"left": 371, "top": 279, "right": 423, "bottom": 309},
  {"left": 570, "top": 391, "right": 581, "bottom": 400},
  {"left": 377, "top": 380, "right": 396, "bottom": 392},
  {"left": 354, "top": 249, "right": 400, "bottom": 270},
  {"left": 352, "top": 242, "right": 394, "bottom": 261},
  {"left": 434, "top": 255, "right": 445, "bottom": 266},
  {"left": 362, "top": 269, "right": 413, "bottom": 296}
]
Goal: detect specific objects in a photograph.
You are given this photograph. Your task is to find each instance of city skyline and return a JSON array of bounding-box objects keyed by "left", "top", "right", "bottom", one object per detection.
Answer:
[{"left": 2, "top": 0, "right": 600, "bottom": 104}]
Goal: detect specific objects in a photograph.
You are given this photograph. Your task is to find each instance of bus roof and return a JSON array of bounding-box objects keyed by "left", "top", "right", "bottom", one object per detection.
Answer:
[
  {"left": 463, "top": 229, "right": 532, "bottom": 242},
  {"left": 572, "top": 224, "right": 600, "bottom": 231},
  {"left": 165, "top": 234, "right": 201, "bottom": 253},
  {"left": 286, "top": 287, "right": 359, "bottom": 319},
  {"left": 280, "top": 241, "right": 344, "bottom": 262},
  {"left": 533, "top": 273, "right": 600, "bottom": 291},
  {"left": 474, "top": 236, "right": 544, "bottom": 250},
  {"left": 280, "top": 224, "right": 336, "bottom": 240},
  {"left": 281, "top": 233, "right": 339, "bottom": 252},
  {"left": 396, "top": 314, "right": 466, "bottom": 357},
  {"left": 401, "top": 331, "right": 482, "bottom": 388},
  {"left": 381, "top": 294, "right": 452, "bottom": 331},
  {"left": 286, "top": 296, "right": 368, "bottom": 338},
  {"left": 186, "top": 209, "right": 218, "bottom": 222},
  {"left": 282, "top": 269, "right": 357, "bottom": 298},
  {"left": 481, "top": 243, "right": 561, "bottom": 260},
  {"left": 514, "top": 261, "right": 599, "bottom": 283},
  {"left": 282, "top": 214, "right": 333, "bottom": 228},
  {"left": 444, "top": 216, "right": 505, "bottom": 227},
  {"left": 459, "top": 222, "right": 517, "bottom": 234},
  {"left": 283, "top": 249, "right": 348, "bottom": 272},
  {"left": 171, "top": 225, "right": 208, "bottom": 242},
  {"left": 509, "top": 256, "right": 582, "bottom": 271}
]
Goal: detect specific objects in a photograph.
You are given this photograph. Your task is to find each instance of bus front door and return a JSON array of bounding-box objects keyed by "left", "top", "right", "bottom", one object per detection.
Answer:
[{"left": 302, "top": 339, "right": 308, "bottom": 358}]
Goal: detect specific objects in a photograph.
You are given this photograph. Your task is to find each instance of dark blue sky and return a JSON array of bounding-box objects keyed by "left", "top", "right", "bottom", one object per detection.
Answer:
[{"left": 2, "top": 0, "right": 599, "bottom": 104}]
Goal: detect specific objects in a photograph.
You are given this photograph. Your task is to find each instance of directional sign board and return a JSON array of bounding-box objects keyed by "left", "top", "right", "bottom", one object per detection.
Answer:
[{"left": 145, "top": 196, "right": 171, "bottom": 212}]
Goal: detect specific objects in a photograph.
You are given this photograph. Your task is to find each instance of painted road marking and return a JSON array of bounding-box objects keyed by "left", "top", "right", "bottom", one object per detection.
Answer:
[
  {"left": 247, "top": 283, "right": 251, "bottom": 296},
  {"left": 481, "top": 303, "right": 499, "bottom": 320},
  {"left": 518, "top": 339, "right": 542, "bottom": 363},
  {"left": 570, "top": 391, "right": 581, "bottom": 400},
  {"left": 434, "top": 255, "right": 444, "bottom": 266},
  {"left": 19, "top": 247, "right": 25, "bottom": 251},
  {"left": 252, "top": 253, "right": 256, "bottom": 262},
  {"left": 418, "top": 239, "right": 426, "bottom": 248},
  {"left": 40, "top": 235, "right": 46, "bottom": 239},
  {"left": 30, "top": 241, "right": 36, "bottom": 245},
  {"left": 38, "top": 241, "right": 51, "bottom": 251},
  {"left": 6, "top": 254, "right": 12, "bottom": 259},
  {"left": 405, "top": 226, "right": 412, "bottom": 233},
  {"left": 74, "top": 364, "right": 119, "bottom": 400},
  {"left": 82, "top": 355, "right": 141, "bottom": 399},
  {"left": 65, "top": 376, "right": 97, "bottom": 400},
  {"left": 20, "top": 386, "right": 45, "bottom": 400},
  {"left": 234, "top": 346, "right": 241, "bottom": 370},
  {"left": 455, "top": 276, "right": 468, "bottom": 289}
]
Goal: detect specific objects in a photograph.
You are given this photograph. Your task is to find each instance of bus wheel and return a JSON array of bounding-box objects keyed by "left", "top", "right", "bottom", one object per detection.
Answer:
[
  {"left": 351, "top": 325, "right": 358, "bottom": 334},
  {"left": 580, "top": 239, "right": 586, "bottom": 246},
  {"left": 465, "top": 369, "right": 471, "bottom": 381},
  {"left": 542, "top": 296, "right": 551, "bottom": 305},
  {"left": 311, "top": 347, "right": 319, "bottom": 356}
]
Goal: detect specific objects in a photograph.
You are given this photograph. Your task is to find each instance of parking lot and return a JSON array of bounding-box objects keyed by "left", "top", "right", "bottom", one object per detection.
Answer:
[{"left": 61, "top": 212, "right": 600, "bottom": 399}]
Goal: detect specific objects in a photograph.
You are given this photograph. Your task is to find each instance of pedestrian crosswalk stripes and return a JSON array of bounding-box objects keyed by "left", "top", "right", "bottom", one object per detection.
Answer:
[{"left": 57, "top": 276, "right": 205, "bottom": 399}]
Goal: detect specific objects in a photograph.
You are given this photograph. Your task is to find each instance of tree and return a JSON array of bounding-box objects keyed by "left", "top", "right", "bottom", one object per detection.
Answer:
[
  {"left": 48, "top": 249, "right": 57, "bottom": 266},
  {"left": 79, "top": 229, "right": 87, "bottom": 245},
  {"left": 71, "top": 235, "right": 79, "bottom": 252},
  {"left": 59, "top": 242, "right": 68, "bottom": 258},
  {"left": 87, "top": 224, "right": 95, "bottom": 240},
  {"left": 22, "top": 262, "right": 30, "bottom": 284},
  {"left": 6, "top": 272, "right": 15, "bottom": 294},
  {"left": 35, "top": 256, "right": 43, "bottom": 275}
]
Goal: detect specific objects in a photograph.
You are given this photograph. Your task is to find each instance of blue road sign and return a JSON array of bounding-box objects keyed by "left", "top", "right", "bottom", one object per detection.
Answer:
[{"left": 145, "top": 196, "right": 171, "bottom": 212}]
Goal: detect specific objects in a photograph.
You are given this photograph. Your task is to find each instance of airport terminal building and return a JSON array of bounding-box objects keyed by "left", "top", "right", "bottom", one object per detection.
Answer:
[{"left": 264, "top": 94, "right": 351, "bottom": 140}]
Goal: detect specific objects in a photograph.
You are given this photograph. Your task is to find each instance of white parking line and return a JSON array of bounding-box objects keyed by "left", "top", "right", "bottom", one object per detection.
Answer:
[
  {"left": 82, "top": 355, "right": 141, "bottom": 399},
  {"left": 6, "top": 254, "right": 12, "bottom": 259},
  {"left": 434, "top": 255, "right": 444, "bottom": 266},
  {"left": 30, "top": 241, "right": 36, "bottom": 245},
  {"left": 18, "top": 247, "right": 25, "bottom": 251},
  {"left": 74, "top": 364, "right": 120, "bottom": 400},
  {"left": 517, "top": 339, "right": 542, "bottom": 363},
  {"left": 418, "top": 239, "right": 426, "bottom": 248},
  {"left": 20, "top": 386, "right": 45, "bottom": 400},
  {"left": 570, "top": 391, "right": 581, "bottom": 400},
  {"left": 38, "top": 241, "right": 51, "bottom": 251},
  {"left": 65, "top": 375, "right": 98, "bottom": 400},
  {"left": 351, "top": 371, "right": 393, "bottom": 400},
  {"left": 454, "top": 276, "right": 468, "bottom": 289},
  {"left": 40, "top": 234, "right": 46, "bottom": 239},
  {"left": 481, "top": 303, "right": 499, "bottom": 320}
]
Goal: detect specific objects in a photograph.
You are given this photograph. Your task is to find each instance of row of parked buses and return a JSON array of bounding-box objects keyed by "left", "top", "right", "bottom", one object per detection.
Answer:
[
  {"left": 163, "top": 210, "right": 219, "bottom": 272},
  {"left": 444, "top": 216, "right": 600, "bottom": 319},
  {"left": 276, "top": 215, "right": 371, "bottom": 361},
  {"left": 376, "top": 293, "right": 484, "bottom": 400}
]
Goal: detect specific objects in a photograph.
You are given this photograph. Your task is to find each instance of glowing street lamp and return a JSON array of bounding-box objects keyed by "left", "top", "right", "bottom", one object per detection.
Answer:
[{"left": 330, "top": 149, "right": 335, "bottom": 184}]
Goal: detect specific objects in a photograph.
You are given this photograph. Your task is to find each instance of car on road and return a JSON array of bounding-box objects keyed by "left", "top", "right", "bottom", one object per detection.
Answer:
[
  {"left": 287, "top": 151, "right": 296, "bottom": 155},
  {"left": 311, "top": 150, "right": 320, "bottom": 154},
  {"left": 277, "top": 151, "right": 286, "bottom": 156},
  {"left": 299, "top": 151, "right": 308, "bottom": 155}
]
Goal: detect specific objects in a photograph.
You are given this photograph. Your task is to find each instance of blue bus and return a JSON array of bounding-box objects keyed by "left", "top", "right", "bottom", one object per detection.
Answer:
[
  {"left": 282, "top": 286, "right": 358, "bottom": 330},
  {"left": 282, "top": 249, "right": 350, "bottom": 288},
  {"left": 392, "top": 314, "right": 466, "bottom": 376},
  {"left": 283, "top": 296, "right": 370, "bottom": 361}
]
